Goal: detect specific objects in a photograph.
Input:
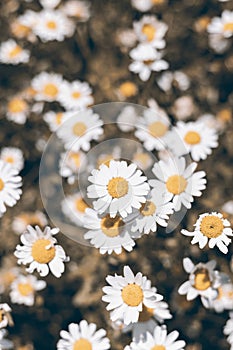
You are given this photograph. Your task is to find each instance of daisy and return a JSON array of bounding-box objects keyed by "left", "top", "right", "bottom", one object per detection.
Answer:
[
  {"left": 125, "top": 325, "right": 185, "bottom": 350},
  {"left": 131, "top": 0, "right": 165, "bottom": 12},
  {"left": 0, "top": 160, "right": 22, "bottom": 215},
  {"left": 116, "top": 81, "right": 138, "bottom": 101},
  {"left": 31, "top": 72, "right": 64, "bottom": 102},
  {"left": 43, "top": 111, "right": 73, "bottom": 132},
  {"left": 11, "top": 12, "right": 36, "bottom": 40},
  {"left": 129, "top": 44, "right": 169, "bottom": 82},
  {"left": 150, "top": 156, "right": 207, "bottom": 212},
  {"left": 135, "top": 107, "right": 171, "bottom": 151},
  {"left": 10, "top": 274, "right": 46, "bottom": 306},
  {"left": 202, "top": 282, "right": 233, "bottom": 312},
  {"left": 0, "top": 304, "right": 13, "bottom": 329},
  {"left": 0, "top": 330, "right": 13, "bottom": 350},
  {"left": 39, "top": 0, "right": 61, "bottom": 9},
  {"left": 12, "top": 211, "right": 48, "bottom": 234},
  {"left": 0, "top": 147, "right": 24, "bottom": 172},
  {"left": 178, "top": 258, "right": 220, "bottom": 303},
  {"left": 132, "top": 148, "right": 153, "bottom": 171},
  {"left": 103, "top": 266, "right": 163, "bottom": 325},
  {"left": 171, "top": 121, "right": 219, "bottom": 161},
  {"left": 61, "top": 1, "right": 91, "bottom": 21},
  {"left": 181, "top": 212, "right": 233, "bottom": 254},
  {"left": 208, "top": 33, "right": 230, "bottom": 53},
  {"left": 116, "top": 106, "right": 138, "bottom": 132},
  {"left": 157, "top": 71, "right": 190, "bottom": 92},
  {"left": 172, "top": 95, "right": 196, "bottom": 120},
  {"left": 87, "top": 160, "right": 150, "bottom": 218},
  {"left": 208, "top": 10, "right": 233, "bottom": 38},
  {"left": 56, "top": 109, "right": 103, "bottom": 152},
  {"left": 116, "top": 29, "right": 137, "bottom": 50},
  {"left": 33, "top": 9, "right": 75, "bottom": 42},
  {"left": 0, "top": 40, "right": 30, "bottom": 65},
  {"left": 57, "top": 320, "right": 110, "bottom": 350},
  {"left": 224, "top": 312, "right": 233, "bottom": 350},
  {"left": 14, "top": 225, "right": 69, "bottom": 278},
  {"left": 133, "top": 15, "right": 168, "bottom": 49},
  {"left": 59, "top": 150, "right": 87, "bottom": 184},
  {"left": 58, "top": 80, "right": 94, "bottom": 110},
  {"left": 83, "top": 208, "right": 140, "bottom": 255},
  {"left": 61, "top": 192, "right": 90, "bottom": 226},
  {"left": 6, "top": 96, "right": 29, "bottom": 125}
]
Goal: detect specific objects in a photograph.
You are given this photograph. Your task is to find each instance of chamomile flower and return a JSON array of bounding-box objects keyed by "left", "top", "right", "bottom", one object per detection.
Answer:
[
  {"left": 33, "top": 10, "right": 75, "bottom": 42},
  {"left": 57, "top": 320, "right": 110, "bottom": 350},
  {"left": 0, "top": 148, "right": 24, "bottom": 172},
  {"left": 133, "top": 15, "right": 168, "bottom": 49},
  {"left": 208, "top": 33, "right": 230, "bottom": 53},
  {"left": 0, "top": 329, "right": 13, "bottom": 349},
  {"left": 6, "top": 96, "right": 29, "bottom": 125},
  {"left": 135, "top": 107, "right": 171, "bottom": 151},
  {"left": 10, "top": 274, "right": 46, "bottom": 306},
  {"left": 0, "top": 304, "right": 12, "bottom": 329},
  {"left": 181, "top": 212, "right": 233, "bottom": 254},
  {"left": 14, "top": 225, "right": 69, "bottom": 278},
  {"left": 0, "top": 40, "right": 30, "bottom": 65},
  {"left": 58, "top": 80, "right": 94, "bottom": 110},
  {"left": 59, "top": 150, "right": 87, "bottom": 184},
  {"left": 87, "top": 160, "right": 150, "bottom": 218},
  {"left": 102, "top": 266, "right": 163, "bottom": 325},
  {"left": 131, "top": 0, "right": 165, "bottom": 12},
  {"left": 61, "top": 192, "right": 89, "bottom": 226},
  {"left": 0, "top": 160, "right": 22, "bottom": 215},
  {"left": 172, "top": 95, "right": 195, "bottom": 121},
  {"left": 202, "top": 282, "right": 233, "bottom": 312},
  {"left": 116, "top": 106, "right": 138, "bottom": 132},
  {"left": 157, "top": 71, "right": 190, "bottom": 92},
  {"left": 61, "top": 1, "right": 91, "bottom": 21},
  {"left": 132, "top": 148, "right": 153, "bottom": 171},
  {"left": 150, "top": 156, "right": 207, "bottom": 212},
  {"left": 224, "top": 312, "right": 233, "bottom": 350},
  {"left": 39, "top": 0, "right": 61, "bottom": 9},
  {"left": 32, "top": 72, "right": 64, "bottom": 102},
  {"left": 11, "top": 11, "right": 37, "bottom": 40},
  {"left": 129, "top": 44, "right": 169, "bottom": 82},
  {"left": 43, "top": 111, "right": 73, "bottom": 132},
  {"left": 125, "top": 325, "right": 185, "bottom": 350},
  {"left": 208, "top": 10, "right": 233, "bottom": 38},
  {"left": 171, "top": 121, "right": 219, "bottom": 161},
  {"left": 56, "top": 109, "right": 103, "bottom": 152},
  {"left": 178, "top": 258, "right": 220, "bottom": 303},
  {"left": 12, "top": 211, "right": 48, "bottom": 234}
]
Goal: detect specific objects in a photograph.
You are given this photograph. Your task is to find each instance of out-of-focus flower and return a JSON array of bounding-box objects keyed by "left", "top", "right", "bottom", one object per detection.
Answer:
[
  {"left": 0, "top": 147, "right": 24, "bottom": 172},
  {"left": 43, "top": 111, "right": 73, "bottom": 132},
  {"left": 0, "top": 304, "right": 13, "bottom": 329},
  {"left": 208, "top": 10, "right": 233, "bottom": 38},
  {"left": 131, "top": 0, "right": 166, "bottom": 12},
  {"left": 6, "top": 96, "right": 29, "bottom": 125},
  {"left": 61, "top": 1, "right": 91, "bottom": 21},
  {"left": 203, "top": 282, "right": 233, "bottom": 312},
  {"left": 208, "top": 33, "right": 230, "bottom": 53},
  {"left": 57, "top": 320, "right": 110, "bottom": 350},
  {"left": 96, "top": 147, "right": 121, "bottom": 169},
  {"left": 132, "top": 148, "right": 153, "bottom": 171},
  {"left": 172, "top": 95, "right": 195, "bottom": 120},
  {"left": 116, "top": 29, "right": 137, "bottom": 50},
  {"left": 14, "top": 225, "right": 69, "bottom": 278},
  {"left": 58, "top": 80, "right": 94, "bottom": 110},
  {"left": 222, "top": 201, "right": 233, "bottom": 216},
  {"left": 0, "top": 268, "right": 19, "bottom": 294},
  {"left": 157, "top": 71, "right": 190, "bottom": 92},
  {"left": 39, "top": 0, "right": 61, "bottom": 9},
  {"left": 224, "top": 312, "right": 233, "bottom": 349},
  {"left": 59, "top": 150, "right": 87, "bottom": 184},
  {"left": 0, "top": 329, "right": 13, "bottom": 349},
  {"left": 0, "top": 40, "right": 30, "bottom": 65},
  {"left": 116, "top": 81, "right": 138, "bottom": 101},
  {"left": 32, "top": 72, "right": 64, "bottom": 102},
  {"left": 12, "top": 211, "right": 48, "bottom": 234},
  {"left": 61, "top": 192, "right": 90, "bottom": 226},
  {"left": 194, "top": 16, "right": 211, "bottom": 33},
  {"left": 11, "top": 11, "right": 38, "bottom": 40},
  {"left": 117, "top": 106, "right": 138, "bottom": 132}
]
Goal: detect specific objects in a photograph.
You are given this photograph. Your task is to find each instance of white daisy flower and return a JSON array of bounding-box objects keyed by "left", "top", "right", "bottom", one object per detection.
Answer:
[
  {"left": 32, "top": 72, "right": 64, "bottom": 102},
  {"left": 6, "top": 96, "right": 29, "bottom": 125},
  {"left": 150, "top": 156, "right": 207, "bottom": 212},
  {"left": 0, "top": 40, "right": 30, "bottom": 65},
  {"left": 61, "top": 192, "right": 90, "bottom": 226},
  {"left": 125, "top": 325, "right": 185, "bottom": 350},
  {"left": 202, "top": 282, "right": 233, "bottom": 313},
  {"left": 172, "top": 95, "right": 196, "bottom": 121},
  {"left": 208, "top": 33, "right": 230, "bottom": 53},
  {"left": 0, "top": 304, "right": 13, "bottom": 329},
  {"left": 178, "top": 258, "right": 220, "bottom": 303},
  {"left": 14, "top": 225, "right": 69, "bottom": 278},
  {"left": 0, "top": 329, "right": 13, "bottom": 350},
  {"left": 83, "top": 208, "right": 140, "bottom": 255},
  {"left": 56, "top": 109, "right": 103, "bottom": 152},
  {"left": 0, "top": 160, "right": 22, "bottom": 215},
  {"left": 58, "top": 80, "right": 94, "bottom": 111},
  {"left": 39, "top": 0, "right": 61, "bottom": 9},
  {"left": 11, "top": 11, "right": 38, "bottom": 40},
  {"left": 135, "top": 107, "right": 171, "bottom": 151},
  {"left": 87, "top": 160, "right": 150, "bottom": 218},
  {"left": 116, "top": 106, "right": 138, "bottom": 132},
  {"left": 10, "top": 274, "right": 46, "bottom": 306},
  {"left": 59, "top": 150, "right": 87, "bottom": 184},
  {"left": 129, "top": 44, "right": 169, "bottom": 82},
  {"left": 208, "top": 10, "right": 233, "bottom": 38},
  {"left": 61, "top": 1, "right": 91, "bottom": 21},
  {"left": 131, "top": 0, "right": 165, "bottom": 12},
  {"left": 33, "top": 10, "right": 75, "bottom": 42},
  {"left": 171, "top": 121, "right": 219, "bottom": 161},
  {"left": 133, "top": 15, "right": 168, "bottom": 49},
  {"left": 132, "top": 148, "right": 153, "bottom": 171},
  {"left": 0, "top": 147, "right": 24, "bottom": 172},
  {"left": 157, "top": 71, "right": 190, "bottom": 92},
  {"left": 57, "top": 320, "right": 110, "bottom": 350},
  {"left": 43, "top": 111, "right": 73, "bottom": 132},
  {"left": 116, "top": 29, "right": 137, "bottom": 50},
  {"left": 224, "top": 312, "right": 233, "bottom": 350},
  {"left": 12, "top": 211, "right": 48, "bottom": 235},
  {"left": 102, "top": 266, "right": 163, "bottom": 325},
  {"left": 181, "top": 212, "right": 233, "bottom": 254}
]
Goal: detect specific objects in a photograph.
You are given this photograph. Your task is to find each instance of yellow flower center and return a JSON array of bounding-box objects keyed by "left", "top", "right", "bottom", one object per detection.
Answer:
[
  {"left": 8, "top": 98, "right": 27, "bottom": 113},
  {"left": 200, "top": 215, "right": 224, "bottom": 238},
  {"left": 31, "top": 239, "right": 56, "bottom": 264},
  {"left": 0, "top": 179, "right": 5, "bottom": 191},
  {"left": 72, "top": 91, "right": 81, "bottom": 99},
  {"left": 100, "top": 214, "right": 124, "bottom": 237},
  {"left": 151, "top": 346, "right": 166, "bottom": 350},
  {"left": 9, "top": 45, "right": 22, "bottom": 58},
  {"left": 122, "top": 284, "right": 143, "bottom": 306},
  {"left": 194, "top": 268, "right": 211, "bottom": 291},
  {"left": 55, "top": 112, "right": 63, "bottom": 125},
  {"left": 166, "top": 175, "right": 187, "bottom": 195},
  {"left": 148, "top": 121, "right": 168, "bottom": 138},
  {"left": 184, "top": 131, "right": 201, "bottom": 145},
  {"left": 72, "top": 122, "right": 87, "bottom": 137},
  {"left": 224, "top": 22, "right": 233, "bottom": 32},
  {"left": 47, "top": 20, "right": 57, "bottom": 30},
  {"left": 11, "top": 22, "right": 31, "bottom": 37},
  {"left": 107, "top": 177, "right": 129, "bottom": 198},
  {"left": 140, "top": 201, "right": 156, "bottom": 216},
  {"left": 75, "top": 198, "right": 89, "bottom": 213},
  {"left": 0, "top": 310, "right": 5, "bottom": 322},
  {"left": 5, "top": 156, "right": 14, "bottom": 163},
  {"left": 139, "top": 305, "right": 154, "bottom": 322},
  {"left": 217, "top": 109, "right": 232, "bottom": 123},
  {"left": 43, "top": 83, "right": 58, "bottom": 98},
  {"left": 119, "top": 82, "right": 137, "bottom": 97},
  {"left": 70, "top": 152, "right": 82, "bottom": 167},
  {"left": 18, "top": 282, "right": 34, "bottom": 296},
  {"left": 142, "top": 24, "right": 156, "bottom": 42},
  {"left": 73, "top": 338, "right": 92, "bottom": 350}
]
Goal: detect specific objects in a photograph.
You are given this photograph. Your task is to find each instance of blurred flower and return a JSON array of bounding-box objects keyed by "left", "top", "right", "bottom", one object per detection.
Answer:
[
  {"left": 43, "top": 111, "right": 73, "bottom": 132},
  {"left": 0, "top": 268, "right": 19, "bottom": 294},
  {"left": 157, "top": 71, "right": 190, "bottom": 92},
  {"left": 116, "top": 29, "right": 137, "bottom": 50},
  {"left": 59, "top": 150, "right": 87, "bottom": 184},
  {"left": 208, "top": 33, "right": 230, "bottom": 53},
  {"left": 96, "top": 147, "right": 121, "bottom": 169},
  {"left": 10, "top": 11, "right": 37, "bottom": 40},
  {"left": 132, "top": 148, "right": 153, "bottom": 171},
  {"left": 0, "top": 329, "right": 13, "bottom": 349},
  {"left": 31, "top": 72, "right": 64, "bottom": 102},
  {"left": 58, "top": 80, "right": 94, "bottom": 110},
  {"left": 208, "top": 10, "right": 233, "bottom": 38},
  {"left": 202, "top": 282, "right": 233, "bottom": 312},
  {"left": 61, "top": 192, "right": 90, "bottom": 226},
  {"left": 12, "top": 211, "right": 48, "bottom": 235},
  {"left": 61, "top": 1, "right": 91, "bottom": 21},
  {"left": 0, "top": 304, "right": 13, "bottom": 329},
  {"left": 0, "top": 147, "right": 24, "bottom": 172},
  {"left": 198, "top": 113, "right": 225, "bottom": 133},
  {"left": 194, "top": 16, "right": 211, "bottom": 33},
  {"left": 117, "top": 106, "right": 138, "bottom": 132},
  {"left": 39, "top": 0, "right": 61, "bottom": 9},
  {"left": 14, "top": 225, "right": 69, "bottom": 278},
  {"left": 0, "top": 40, "right": 30, "bottom": 65},
  {"left": 222, "top": 201, "right": 233, "bottom": 216},
  {"left": 131, "top": 0, "right": 166, "bottom": 12},
  {"left": 116, "top": 81, "right": 138, "bottom": 101},
  {"left": 6, "top": 96, "right": 29, "bottom": 125},
  {"left": 224, "top": 312, "right": 233, "bottom": 349},
  {"left": 172, "top": 95, "right": 195, "bottom": 120}
]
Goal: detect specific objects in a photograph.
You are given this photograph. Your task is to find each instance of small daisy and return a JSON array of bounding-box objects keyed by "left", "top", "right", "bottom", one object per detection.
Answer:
[
  {"left": 135, "top": 107, "right": 171, "bottom": 151},
  {"left": 10, "top": 274, "right": 46, "bottom": 306},
  {"left": 208, "top": 33, "right": 230, "bottom": 53},
  {"left": 132, "top": 148, "right": 153, "bottom": 171},
  {"left": 116, "top": 106, "right": 138, "bottom": 132},
  {"left": 57, "top": 320, "right": 110, "bottom": 350},
  {"left": 61, "top": 192, "right": 90, "bottom": 226},
  {"left": 129, "top": 44, "right": 169, "bottom": 82},
  {"left": 11, "top": 10, "right": 38, "bottom": 41},
  {"left": 83, "top": 208, "right": 140, "bottom": 255},
  {"left": 43, "top": 111, "right": 73, "bottom": 132},
  {"left": 224, "top": 312, "right": 233, "bottom": 350},
  {"left": 157, "top": 71, "right": 190, "bottom": 92},
  {"left": 208, "top": 10, "right": 233, "bottom": 38},
  {"left": 131, "top": 0, "right": 165, "bottom": 12},
  {"left": 56, "top": 109, "right": 103, "bottom": 152},
  {"left": 125, "top": 325, "right": 185, "bottom": 350},
  {"left": 102, "top": 266, "right": 163, "bottom": 325},
  {"left": 0, "top": 304, "right": 13, "bottom": 329},
  {"left": 6, "top": 96, "right": 29, "bottom": 125},
  {"left": 0, "top": 147, "right": 24, "bottom": 172},
  {"left": 150, "top": 156, "right": 207, "bottom": 212},
  {"left": 202, "top": 282, "right": 233, "bottom": 312},
  {"left": 87, "top": 160, "right": 150, "bottom": 218},
  {"left": 0, "top": 160, "right": 22, "bottom": 215},
  {"left": 178, "top": 258, "right": 220, "bottom": 303},
  {"left": 12, "top": 211, "right": 48, "bottom": 235},
  {"left": 0, "top": 330, "right": 13, "bottom": 350},
  {"left": 0, "top": 40, "right": 30, "bottom": 65},
  {"left": 32, "top": 72, "right": 64, "bottom": 102},
  {"left": 14, "top": 225, "right": 69, "bottom": 278},
  {"left": 58, "top": 80, "right": 94, "bottom": 110},
  {"left": 39, "top": 0, "right": 61, "bottom": 9},
  {"left": 181, "top": 212, "right": 233, "bottom": 254},
  {"left": 133, "top": 15, "right": 168, "bottom": 49},
  {"left": 61, "top": 1, "right": 91, "bottom": 21},
  {"left": 116, "top": 81, "right": 138, "bottom": 101},
  {"left": 116, "top": 29, "right": 137, "bottom": 50},
  {"left": 172, "top": 95, "right": 196, "bottom": 120},
  {"left": 33, "top": 9, "right": 75, "bottom": 42},
  {"left": 171, "top": 121, "right": 219, "bottom": 161},
  {"left": 59, "top": 150, "right": 87, "bottom": 184}
]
